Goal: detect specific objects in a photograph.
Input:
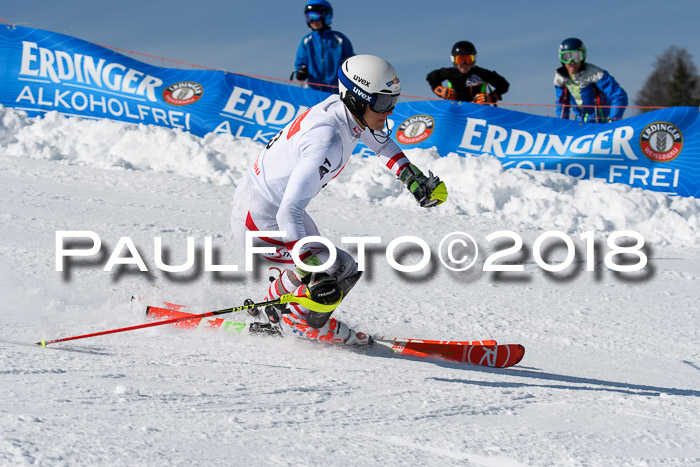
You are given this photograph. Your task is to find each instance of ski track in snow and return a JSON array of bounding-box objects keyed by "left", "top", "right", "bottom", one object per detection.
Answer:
[{"left": 1, "top": 107, "right": 700, "bottom": 466}]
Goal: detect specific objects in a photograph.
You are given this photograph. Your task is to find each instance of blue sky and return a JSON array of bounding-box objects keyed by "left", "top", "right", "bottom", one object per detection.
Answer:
[{"left": 3, "top": 0, "right": 699, "bottom": 116}]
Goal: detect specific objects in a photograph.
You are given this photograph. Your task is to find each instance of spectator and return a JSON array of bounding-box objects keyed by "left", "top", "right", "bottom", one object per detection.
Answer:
[
  {"left": 554, "top": 37, "right": 628, "bottom": 122},
  {"left": 294, "top": 0, "right": 354, "bottom": 93},
  {"left": 427, "top": 41, "right": 509, "bottom": 104}
]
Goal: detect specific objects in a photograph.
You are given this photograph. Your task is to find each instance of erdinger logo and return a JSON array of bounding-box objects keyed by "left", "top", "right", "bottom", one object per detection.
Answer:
[
  {"left": 396, "top": 115, "right": 435, "bottom": 145},
  {"left": 640, "top": 121, "right": 683, "bottom": 162},
  {"left": 163, "top": 81, "right": 203, "bottom": 106}
]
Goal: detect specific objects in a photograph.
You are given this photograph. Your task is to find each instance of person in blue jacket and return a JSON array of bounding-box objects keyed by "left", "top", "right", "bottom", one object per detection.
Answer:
[
  {"left": 294, "top": 0, "right": 354, "bottom": 93},
  {"left": 554, "top": 38, "right": 628, "bottom": 122}
]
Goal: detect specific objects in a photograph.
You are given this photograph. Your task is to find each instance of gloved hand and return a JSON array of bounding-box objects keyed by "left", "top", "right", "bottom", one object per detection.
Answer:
[
  {"left": 398, "top": 164, "right": 448, "bottom": 208},
  {"left": 295, "top": 66, "right": 309, "bottom": 81},
  {"left": 296, "top": 254, "right": 342, "bottom": 305},
  {"left": 433, "top": 85, "right": 457, "bottom": 100},
  {"left": 473, "top": 93, "right": 494, "bottom": 104}
]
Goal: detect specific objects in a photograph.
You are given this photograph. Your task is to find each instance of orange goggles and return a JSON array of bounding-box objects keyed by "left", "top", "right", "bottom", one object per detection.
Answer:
[{"left": 454, "top": 54, "right": 475, "bottom": 66}]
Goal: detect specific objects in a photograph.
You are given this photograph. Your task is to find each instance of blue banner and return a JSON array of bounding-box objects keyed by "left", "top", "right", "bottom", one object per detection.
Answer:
[
  {"left": 386, "top": 102, "right": 700, "bottom": 198},
  {"left": 0, "top": 24, "right": 329, "bottom": 144},
  {"left": 2, "top": 25, "right": 699, "bottom": 197}
]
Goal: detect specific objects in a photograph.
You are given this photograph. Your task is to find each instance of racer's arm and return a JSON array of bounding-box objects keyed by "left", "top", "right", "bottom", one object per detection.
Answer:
[
  {"left": 277, "top": 128, "right": 343, "bottom": 257},
  {"left": 360, "top": 132, "right": 447, "bottom": 207},
  {"left": 360, "top": 132, "right": 410, "bottom": 175}
]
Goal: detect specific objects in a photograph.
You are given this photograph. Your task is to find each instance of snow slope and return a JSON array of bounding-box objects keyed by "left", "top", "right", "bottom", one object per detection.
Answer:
[{"left": 1, "top": 106, "right": 699, "bottom": 466}]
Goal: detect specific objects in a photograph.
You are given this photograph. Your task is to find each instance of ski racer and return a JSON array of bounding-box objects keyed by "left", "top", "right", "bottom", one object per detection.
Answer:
[
  {"left": 426, "top": 41, "right": 510, "bottom": 104},
  {"left": 294, "top": 0, "right": 354, "bottom": 92},
  {"left": 231, "top": 54, "right": 448, "bottom": 346},
  {"left": 554, "top": 37, "right": 628, "bottom": 122}
]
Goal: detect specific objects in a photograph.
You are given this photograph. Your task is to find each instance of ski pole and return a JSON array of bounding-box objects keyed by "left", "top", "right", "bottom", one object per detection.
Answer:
[{"left": 37, "top": 291, "right": 341, "bottom": 347}]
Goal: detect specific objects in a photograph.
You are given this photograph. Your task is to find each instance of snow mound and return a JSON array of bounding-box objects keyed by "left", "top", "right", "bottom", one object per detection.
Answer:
[
  {"left": 2, "top": 105, "right": 699, "bottom": 247},
  {"left": 0, "top": 106, "right": 257, "bottom": 185}
]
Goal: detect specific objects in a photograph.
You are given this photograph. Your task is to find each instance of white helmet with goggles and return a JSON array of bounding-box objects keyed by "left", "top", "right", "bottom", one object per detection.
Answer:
[{"left": 338, "top": 54, "right": 401, "bottom": 123}]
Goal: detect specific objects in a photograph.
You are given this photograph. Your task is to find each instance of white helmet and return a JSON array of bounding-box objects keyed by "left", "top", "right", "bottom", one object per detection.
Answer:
[{"left": 338, "top": 54, "right": 401, "bottom": 121}]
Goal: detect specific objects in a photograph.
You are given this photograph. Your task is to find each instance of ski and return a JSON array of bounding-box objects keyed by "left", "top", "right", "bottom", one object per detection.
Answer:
[
  {"left": 144, "top": 302, "right": 525, "bottom": 368},
  {"left": 145, "top": 305, "right": 275, "bottom": 336},
  {"left": 375, "top": 336, "right": 497, "bottom": 346},
  {"left": 372, "top": 339, "right": 525, "bottom": 368}
]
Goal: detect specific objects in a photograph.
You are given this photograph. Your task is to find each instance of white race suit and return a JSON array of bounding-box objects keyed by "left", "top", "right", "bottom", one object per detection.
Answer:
[{"left": 231, "top": 94, "right": 411, "bottom": 343}]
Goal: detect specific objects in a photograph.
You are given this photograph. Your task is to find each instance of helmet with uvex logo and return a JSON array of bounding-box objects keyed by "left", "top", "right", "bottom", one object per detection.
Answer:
[{"left": 337, "top": 54, "right": 401, "bottom": 121}]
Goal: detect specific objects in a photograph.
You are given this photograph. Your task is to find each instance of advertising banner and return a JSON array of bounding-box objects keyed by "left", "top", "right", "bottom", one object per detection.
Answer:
[
  {"left": 0, "top": 24, "right": 329, "bottom": 143},
  {"left": 2, "top": 24, "right": 698, "bottom": 197},
  {"left": 387, "top": 101, "right": 700, "bottom": 198}
]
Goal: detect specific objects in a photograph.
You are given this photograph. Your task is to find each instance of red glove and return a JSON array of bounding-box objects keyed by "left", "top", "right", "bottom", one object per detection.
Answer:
[{"left": 433, "top": 85, "right": 457, "bottom": 100}]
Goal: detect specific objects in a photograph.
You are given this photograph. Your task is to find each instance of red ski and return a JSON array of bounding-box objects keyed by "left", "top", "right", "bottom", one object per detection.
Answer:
[
  {"left": 373, "top": 338, "right": 525, "bottom": 368},
  {"left": 145, "top": 302, "right": 525, "bottom": 368},
  {"left": 145, "top": 305, "right": 249, "bottom": 333}
]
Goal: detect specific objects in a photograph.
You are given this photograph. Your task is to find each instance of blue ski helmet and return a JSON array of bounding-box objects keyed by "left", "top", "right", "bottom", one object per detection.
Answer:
[
  {"left": 305, "top": 0, "right": 333, "bottom": 27},
  {"left": 559, "top": 38, "right": 586, "bottom": 64}
]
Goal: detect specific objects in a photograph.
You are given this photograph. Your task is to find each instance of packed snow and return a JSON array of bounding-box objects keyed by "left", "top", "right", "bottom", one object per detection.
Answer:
[{"left": 1, "top": 105, "right": 699, "bottom": 466}]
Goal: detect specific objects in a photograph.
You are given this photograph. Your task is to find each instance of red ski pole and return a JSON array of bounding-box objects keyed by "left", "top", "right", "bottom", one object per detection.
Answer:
[{"left": 37, "top": 291, "right": 340, "bottom": 347}]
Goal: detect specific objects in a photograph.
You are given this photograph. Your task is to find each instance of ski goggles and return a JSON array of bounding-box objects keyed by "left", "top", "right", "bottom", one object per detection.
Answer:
[
  {"left": 306, "top": 11, "right": 323, "bottom": 22},
  {"left": 338, "top": 71, "right": 399, "bottom": 113},
  {"left": 369, "top": 93, "right": 399, "bottom": 114},
  {"left": 454, "top": 54, "right": 476, "bottom": 66},
  {"left": 560, "top": 50, "right": 585, "bottom": 64}
]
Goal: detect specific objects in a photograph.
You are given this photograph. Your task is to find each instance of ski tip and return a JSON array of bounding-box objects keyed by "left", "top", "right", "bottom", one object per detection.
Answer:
[{"left": 510, "top": 344, "right": 526, "bottom": 367}]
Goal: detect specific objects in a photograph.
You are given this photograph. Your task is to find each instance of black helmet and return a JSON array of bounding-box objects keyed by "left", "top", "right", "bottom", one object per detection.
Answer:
[
  {"left": 559, "top": 38, "right": 586, "bottom": 63},
  {"left": 451, "top": 41, "right": 477, "bottom": 57}
]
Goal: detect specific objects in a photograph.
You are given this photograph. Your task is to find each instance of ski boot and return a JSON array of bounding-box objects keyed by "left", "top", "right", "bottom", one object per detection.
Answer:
[
  {"left": 244, "top": 298, "right": 260, "bottom": 318},
  {"left": 282, "top": 311, "right": 372, "bottom": 346},
  {"left": 263, "top": 304, "right": 287, "bottom": 324},
  {"left": 247, "top": 301, "right": 286, "bottom": 338},
  {"left": 344, "top": 330, "right": 373, "bottom": 346}
]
